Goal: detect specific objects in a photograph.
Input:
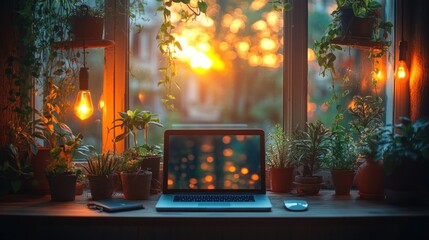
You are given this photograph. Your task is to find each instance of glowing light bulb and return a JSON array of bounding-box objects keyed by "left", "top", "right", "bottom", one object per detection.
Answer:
[
  {"left": 395, "top": 41, "right": 409, "bottom": 80},
  {"left": 74, "top": 67, "right": 94, "bottom": 120},
  {"left": 74, "top": 90, "right": 94, "bottom": 120},
  {"left": 395, "top": 60, "right": 409, "bottom": 80}
]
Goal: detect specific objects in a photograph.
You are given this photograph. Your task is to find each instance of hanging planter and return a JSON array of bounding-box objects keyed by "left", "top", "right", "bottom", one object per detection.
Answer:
[
  {"left": 69, "top": 4, "right": 104, "bottom": 41},
  {"left": 339, "top": 8, "right": 375, "bottom": 39}
]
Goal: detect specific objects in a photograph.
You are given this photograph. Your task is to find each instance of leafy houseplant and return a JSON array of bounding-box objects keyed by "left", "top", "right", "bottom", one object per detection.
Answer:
[
  {"left": 83, "top": 151, "right": 121, "bottom": 200},
  {"left": 348, "top": 95, "right": 386, "bottom": 199},
  {"left": 380, "top": 117, "right": 429, "bottom": 204},
  {"left": 266, "top": 124, "right": 297, "bottom": 193},
  {"left": 313, "top": 0, "right": 393, "bottom": 78},
  {"left": 294, "top": 121, "right": 330, "bottom": 195},
  {"left": 324, "top": 124, "right": 358, "bottom": 195},
  {"left": 41, "top": 122, "right": 88, "bottom": 202},
  {"left": 111, "top": 109, "right": 163, "bottom": 192}
]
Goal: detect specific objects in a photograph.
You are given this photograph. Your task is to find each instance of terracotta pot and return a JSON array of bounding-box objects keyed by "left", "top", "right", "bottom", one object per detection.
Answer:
[
  {"left": 355, "top": 159, "right": 384, "bottom": 199},
  {"left": 75, "top": 181, "right": 84, "bottom": 195},
  {"left": 331, "top": 169, "right": 355, "bottom": 195},
  {"left": 47, "top": 174, "right": 77, "bottom": 202},
  {"left": 294, "top": 175, "right": 323, "bottom": 196},
  {"left": 30, "top": 147, "right": 51, "bottom": 195},
  {"left": 88, "top": 175, "right": 114, "bottom": 200},
  {"left": 120, "top": 172, "right": 152, "bottom": 200},
  {"left": 270, "top": 167, "right": 294, "bottom": 193},
  {"left": 69, "top": 15, "right": 104, "bottom": 40},
  {"left": 340, "top": 8, "right": 375, "bottom": 39}
]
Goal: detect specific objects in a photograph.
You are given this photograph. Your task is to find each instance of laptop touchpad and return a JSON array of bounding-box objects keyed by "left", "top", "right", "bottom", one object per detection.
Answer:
[{"left": 198, "top": 202, "right": 231, "bottom": 207}]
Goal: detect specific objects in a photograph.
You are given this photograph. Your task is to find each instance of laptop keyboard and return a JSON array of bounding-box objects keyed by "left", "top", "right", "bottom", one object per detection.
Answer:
[{"left": 173, "top": 195, "right": 255, "bottom": 202}]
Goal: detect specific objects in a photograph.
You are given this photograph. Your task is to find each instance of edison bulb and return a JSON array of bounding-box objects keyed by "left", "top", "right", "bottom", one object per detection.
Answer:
[
  {"left": 74, "top": 90, "right": 94, "bottom": 120},
  {"left": 395, "top": 60, "right": 409, "bottom": 80}
]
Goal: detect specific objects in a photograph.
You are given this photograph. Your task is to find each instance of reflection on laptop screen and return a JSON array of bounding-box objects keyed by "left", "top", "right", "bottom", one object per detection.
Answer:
[{"left": 167, "top": 134, "right": 262, "bottom": 190}]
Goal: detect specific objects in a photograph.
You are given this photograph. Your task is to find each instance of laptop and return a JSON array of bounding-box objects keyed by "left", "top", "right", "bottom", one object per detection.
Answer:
[{"left": 155, "top": 129, "right": 272, "bottom": 212}]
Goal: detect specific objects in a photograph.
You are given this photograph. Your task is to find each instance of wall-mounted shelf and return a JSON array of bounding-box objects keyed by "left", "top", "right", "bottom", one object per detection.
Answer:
[
  {"left": 53, "top": 39, "right": 115, "bottom": 50},
  {"left": 330, "top": 37, "right": 384, "bottom": 51}
]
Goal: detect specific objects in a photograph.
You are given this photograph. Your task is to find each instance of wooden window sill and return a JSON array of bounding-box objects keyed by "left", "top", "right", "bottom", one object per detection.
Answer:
[{"left": 1, "top": 190, "right": 428, "bottom": 239}]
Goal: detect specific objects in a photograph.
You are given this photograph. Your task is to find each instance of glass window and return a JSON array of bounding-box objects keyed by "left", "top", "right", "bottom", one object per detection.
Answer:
[
  {"left": 129, "top": 0, "right": 284, "bottom": 146},
  {"left": 307, "top": 0, "right": 394, "bottom": 126}
]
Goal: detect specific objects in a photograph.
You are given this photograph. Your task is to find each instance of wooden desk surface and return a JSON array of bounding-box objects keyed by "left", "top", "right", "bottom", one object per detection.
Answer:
[{"left": 1, "top": 190, "right": 428, "bottom": 240}]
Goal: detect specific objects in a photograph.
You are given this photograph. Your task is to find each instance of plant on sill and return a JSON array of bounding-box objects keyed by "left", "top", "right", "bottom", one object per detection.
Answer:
[
  {"left": 295, "top": 121, "right": 330, "bottom": 177},
  {"left": 380, "top": 117, "right": 429, "bottom": 176},
  {"left": 323, "top": 124, "right": 357, "bottom": 171},
  {"left": 83, "top": 151, "right": 121, "bottom": 177},
  {"left": 313, "top": 0, "right": 393, "bottom": 78},
  {"left": 111, "top": 109, "right": 164, "bottom": 157},
  {"left": 266, "top": 123, "right": 297, "bottom": 169},
  {"left": 348, "top": 95, "right": 385, "bottom": 161}
]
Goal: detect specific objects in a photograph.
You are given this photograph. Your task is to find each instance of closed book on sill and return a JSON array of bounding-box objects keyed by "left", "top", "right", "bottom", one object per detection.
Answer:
[{"left": 87, "top": 198, "right": 144, "bottom": 212}]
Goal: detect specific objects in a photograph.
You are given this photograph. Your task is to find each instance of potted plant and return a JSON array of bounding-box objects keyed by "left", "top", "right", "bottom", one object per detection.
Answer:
[
  {"left": 44, "top": 124, "right": 86, "bottom": 202},
  {"left": 380, "top": 117, "right": 429, "bottom": 204},
  {"left": 313, "top": 0, "right": 393, "bottom": 77},
  {"left": 294, "top": 121, "right": 330, "bottom": 196},
  {"left": 119, "top": 156, "right": 152, "bottom": 200},
  {"left": 83, "top": 151, "right": 121, "bottom": 200},
  {"left": 349, "top": 95, "right": 386, "bottom": 199},
  {"left": 266, "top": 124, "right": 297, "bottom": 193},
  {"left": 323, "top": 124, "right": 358, "bottom": 195},
  {"left": 69, "top": 3, "right": 105, "bottom": 41},
  {"left": 111, "top": 109, "right": 163, "bottom": 193}
]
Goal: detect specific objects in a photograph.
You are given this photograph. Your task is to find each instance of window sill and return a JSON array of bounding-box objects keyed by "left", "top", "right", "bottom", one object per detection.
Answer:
[{"left": 1, "top": 190, "right": 428, "bottom": 239}]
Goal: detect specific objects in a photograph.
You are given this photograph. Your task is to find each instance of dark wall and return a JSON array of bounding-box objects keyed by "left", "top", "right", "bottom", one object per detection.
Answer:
[
  {"left": 408, "top": 0, "right": 429, "bottom": 120},
  {"left": 0, "top": 0, "right": 21, "bottom": 147}
]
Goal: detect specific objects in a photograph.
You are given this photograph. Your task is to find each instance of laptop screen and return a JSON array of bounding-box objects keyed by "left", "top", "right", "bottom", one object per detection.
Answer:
[{"left": 163, "top": 129, "right": 266, "bottom": 193}]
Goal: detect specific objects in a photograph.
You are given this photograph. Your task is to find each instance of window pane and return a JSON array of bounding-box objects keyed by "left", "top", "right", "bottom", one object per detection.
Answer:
[
  {"left": 308, "top": 0, "right": 394, "bottom": 126},
  {"left": 129, "top": 0, "right": 284, "bottom": 145}
]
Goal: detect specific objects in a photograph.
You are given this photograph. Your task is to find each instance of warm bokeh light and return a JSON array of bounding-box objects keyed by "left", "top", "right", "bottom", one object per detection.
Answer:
[
  {"left": 206, "top": 156, "right": 214, "bottom": 163},
  {"left": 222, "top": 136, "right": 231, "bottom": 144},
  {"left": 395, "top": 60, "right": 409, "bottom": 80},
  {"left": 228, "top": 166, "right": 236, "bottom": 172},
  {"left": 168, "top": 179, "right": 174, "bottom": 186},
  {"left": 223, "top": 148, "right": 234, "bottom": 157},
  {"left": 241, "top": 167, "right": 249, "bottom": 175},
  {"left": 74, "top": 90, "right": 94, "bottom": 120},
  {"left": 204, "top": 175, "right": 214, "bottom": 183},
  {"left": 308, "top": 48, "right": 316, "bottom": 62},
  {"left": 251, "top": 174, "right": 260, "bottom": 181}
]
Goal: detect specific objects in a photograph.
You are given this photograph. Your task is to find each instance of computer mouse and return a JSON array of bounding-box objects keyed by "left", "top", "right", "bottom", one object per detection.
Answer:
[{"left": 284, "top": 200, "right": 308, "bottom": 211}]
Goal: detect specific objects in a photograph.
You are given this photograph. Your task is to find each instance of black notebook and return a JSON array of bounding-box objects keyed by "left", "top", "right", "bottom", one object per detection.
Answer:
[{"left": 87, "top": 198, "right": 144, "bottom": 212}]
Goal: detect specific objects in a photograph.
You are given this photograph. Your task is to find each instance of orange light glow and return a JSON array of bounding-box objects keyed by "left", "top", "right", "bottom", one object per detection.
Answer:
[
  {"left": 74, "top": 90, "right": 94, "bottom": 120},
  {"left": 223, "top": 148, "right": 234, "bottom": 157},
  {"left": 168, "top": 179, "right": 174, "bottom": 186},
  {"left": 241, "top": 168, "right": 249, "bottom": 175},
  {"left": 224, "top": 180, "right": 232, "bottom": 187},
  {"left": 252, "top": 20, "right": 267, "bottom": 31},
  {"left": 207, "top": 184, "right": 215, "bottom": 189},
  {"left": 204, "top": 175, "right": 214, "bottom": 183},
  {"left": 138, "top": 92, "right": 145, "bottom": 104},
  {"left": 236, "top": 135, "right": 245, "bottom": 141},
  {"left": 228, "top": 166, "right": 237, "bottom": 172},
  {"left": 395, "top": 60, "right": 409, "bottom": 80},
  {"left": 251, "top": 174, "right": 260, "bottom": 181},
  {"left": 206, "top": 156, "right": 214, "bottom": 163},
  {"left": 201, "top": 144, "right": 213, "bottom": 152},
  {"left": 201, "top": 163, "right": 209, "bottom": 170},
  {"left": 190, "top": 178, "right": 198, "bottom": 185},
  {"left": 222, "top": 136, "right": 231, "bottom": 144},
  {"left": 233, "top": 174, "right": 240, "bottom": 179},
  {"left": 98, "top": 99, "right": 105, "bottom": 111},
  {"left": 308, "top": 48, "right": 316, "bottom": 62},
  {"left": 250, "top": 0, "right": 268, "bottom": 11},
  {"left": 260, "top": 38, "right": 276, "bottom": 51}
]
